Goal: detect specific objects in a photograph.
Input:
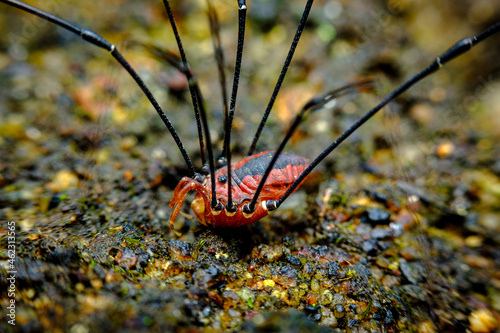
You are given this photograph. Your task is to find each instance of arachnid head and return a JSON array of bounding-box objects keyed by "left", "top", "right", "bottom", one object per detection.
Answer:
[{"left": 168, "top": 175, "right": 273, "bottom": 228}]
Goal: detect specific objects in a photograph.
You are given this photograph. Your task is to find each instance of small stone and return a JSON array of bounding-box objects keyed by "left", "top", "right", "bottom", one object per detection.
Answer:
[
  {"left": 361, "top": 240, "right": 378, "bottom": 255},
  {"left": 328, "top": 262, "right": 341, "bottom": 277},
  {"left": 381, "top": 274, "right": 399, "bottom": 288},
  {"left": 371, "top": 227, "right": 394, "bottom": 239},
  {"left": 436, "top": 140, "right": 454, "bottom": 158},
  {"left": 263, "top": 279, "right": 275, "bottom": 288},
  {"left": 347, "top": 319, "right": 360, "bottom": 328},
  {"left": 194, "top": 265, "right": 223, "bottom": 288},
  {"left": 376, "top": 257, "right": 391, "bottom": 269},
  {"left": 303, "top": 262, "right": 314, "bottom": 276},
  {"left": 334, "top": 304, "right": 345, "bottom": 318},
  {"left": 418, "top": 320, "right": 437, "bottom": 333},
  {"left": 115, "top": 247, "right": 137, "bottom": 270},
  {"left": 469, "top": 309, "right": 498, "bottom": 333},
  {"left": 304, "top": 304, "right": 321, "bottom": 321},
  {"left": 286, "top": 255, "right": 302, "bottom": 266},
  {"left": 123, "top": 170, "right": 134, "bottom": 182},
  {"left": 465, "top": 235, "right": 484, "bottom": 248},
  {"left": 399, "top": 259, "right": 422, "bottom": 284},
  {"left": 320, "top": 308, "right": 338, "bottom": 327},
  {"left": 320, "top": 290, "right": 333, "bottom": 305},
  {"left": 228, "top": 308, "right": 241, "bottom": 318},
  {"left": 273, "top": 265, "right": 298, "bottom": 287},
  {"left": 367, "top": 208, "right": 391, "bottom": 224},
  {"left": 46, "top": 170, "right": 79, "bottom": 192},
  {"left": 311, "top": 279, "right": 320, "bottom": 292},
  {"left": 464, "top": 254, "right": 494, "bottom": 269},
  {"left": 400, "top": 247, "right": 418, "bottom": 260}
]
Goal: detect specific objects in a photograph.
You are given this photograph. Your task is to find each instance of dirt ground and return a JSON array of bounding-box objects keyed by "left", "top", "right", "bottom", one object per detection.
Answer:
[{"left": 1, "top": 0, "right": 500, "bottom": 332}]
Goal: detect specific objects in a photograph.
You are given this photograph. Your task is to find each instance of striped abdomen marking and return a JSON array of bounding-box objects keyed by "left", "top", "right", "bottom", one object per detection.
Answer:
[{"left": 214, "top": 151, "right": 309, "bottom": 205}]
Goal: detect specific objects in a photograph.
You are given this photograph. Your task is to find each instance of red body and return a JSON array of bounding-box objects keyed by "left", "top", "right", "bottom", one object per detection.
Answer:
[{"left": 169, "top": 151, "right": 310, "bottom": 227}]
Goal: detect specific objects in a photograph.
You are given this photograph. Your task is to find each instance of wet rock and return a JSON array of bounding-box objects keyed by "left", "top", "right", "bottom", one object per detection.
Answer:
[
  {"left": 297, "top": 245, "right": 351, "bottom": 264},
  {"left": 251, "top": 244, "right": 285, "bottom": 263},
  {"left": 361, "top": 240, "right": 379, "bottom": 256},
  {"left": 303, "top": 262, "right": 314, "bottom": 277},
  {"left": 366, "top": 208, "right": 391, "bottom": 224},
  {"left": 167, "top": 239, "right": 193, "bottom": 260},
  {"left": 399, "top": 259, "right": 423, "bottom": 284},
  {"left": 381, "top": 274, "right": 399, "bottom": 288},
  {"left": 115, "top": 247, "right": 137, "bottom": 270},
  {"left": 328, "top": 262, "right": 341, "bottom": 278},
  {"left": 286, "top": 254, "right": 302, "bottom": 266},
  {"left": 45, "top": 248, "right": 80, "bottom": 269},
  {"left": 136, "top": 251, "right": 151, "bottom": 267},
  {"left": 193, "top": 265, "right": 223, "bottom": 289},
  {"left": 221, "top": 290, "right": 240, "bottom": 309},
  {"left": 334, "top": 304, "right": 345, "bottom": 318},
  {"left": 371, "top": 227, "right": 395, "bottom": 240},
  {"left": 399, "top": 285, "right": 427, "bottom": 302},
  {"left": 400, "top": 247, "right": 418, "bottom": 260},
  {"left": 273, "top": 265, "right": 298, "bottom": 287},
  {"left": 469, "top": 309, "right": 498, "bottom": 333},
  {"left": 305, "top": 304, "right": 321, "bottom": 322},
  {"left": 347, "top": 318, "right": 360, "bottom": 328}
]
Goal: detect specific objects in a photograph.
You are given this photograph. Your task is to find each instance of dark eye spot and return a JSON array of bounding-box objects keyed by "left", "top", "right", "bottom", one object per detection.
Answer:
[{"left": 218, "top": 174, "right": 227, "bottom": 183}]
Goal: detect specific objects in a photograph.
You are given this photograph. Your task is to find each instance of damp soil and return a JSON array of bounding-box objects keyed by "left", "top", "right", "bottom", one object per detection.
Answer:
[{"left": 1, "top": 0, "right": 500, "bottom": 332}]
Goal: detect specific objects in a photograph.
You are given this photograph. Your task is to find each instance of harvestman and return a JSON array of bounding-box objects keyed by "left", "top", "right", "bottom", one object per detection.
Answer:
[{"left": 2, "top": 0, "right": 500, "bottom": 229}]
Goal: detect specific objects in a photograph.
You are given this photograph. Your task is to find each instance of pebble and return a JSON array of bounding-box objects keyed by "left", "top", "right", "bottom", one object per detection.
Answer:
[
  {"left": 400, "top": 247, "right": 418, "bottom": 260},
  {"left": 371, "top": 227, "right": 394, "bottom": 239},
  {"left": 361, "top": 240, "right": 378, "bottom": 255},
  {"left": 367, "top": 208, "right": 391, "bottom": 224},
  {"left": 115, "top": 247, "right": 138, "bottom": 270},
  {"left": 263, "top": 279, "right": 275, "bottom": 288},
  {"left": 436, "top": 140, "right": 454, "bottom": 158},
  {"left": 123, "top": 170, "right": 134, "bottom": 182},
  {"left": 311, "top": 279, "right": 320, "bottom": 292},
  {"left": 465, "top": 235, "right": 484, "bottom": 248},
  {"left": 334, "top": 304, "right": 345, "bottom": 318},
  {"left": 381, "top": 274, "right": 399, "bottom": 288},
  {"left": 418, "top": 320, "right": 437, "bottom": 333},
  {"left": 469, "top": 309, "right": 498, "bottom": 333},
  {"left": 286, "top": 255, "right": 302, "bottom": 266},
  {"left": 46, "top": 170, "right": 79, "bottom": 192},
  {"left": 399, "top": 259, "right": 422, "bottom": 284}
]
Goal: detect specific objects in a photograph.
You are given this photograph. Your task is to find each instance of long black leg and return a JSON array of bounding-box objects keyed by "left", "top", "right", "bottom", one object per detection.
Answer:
[
  {"left": 243, "top": 80, "right": 372, "bottom": 213},
  {"left": 162, "top": 0, "right": 207, "bottom": 166},
  {"left": 246, "top": 0, "right": 314, "bottom": 156},
  {"left": 207, "top": 0, "right": 232, "bottom": 209},
  {"left": 129, "top": 43, "right": 213, "bottom": 174},
  {"left": 214, "top": 0, "right": 247, "bottom": 212},
  {"left": 0, "top": 0, "right": 199, "bottom": 179},
  {"left": 162, "top": 0, "right": 221, "bottom": 210},
  {"left": 266, "top": 21, "right": 500, "bottom": 212},
  {"left": 220, "top": 0, "right": 246, "bottom": 165}
]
